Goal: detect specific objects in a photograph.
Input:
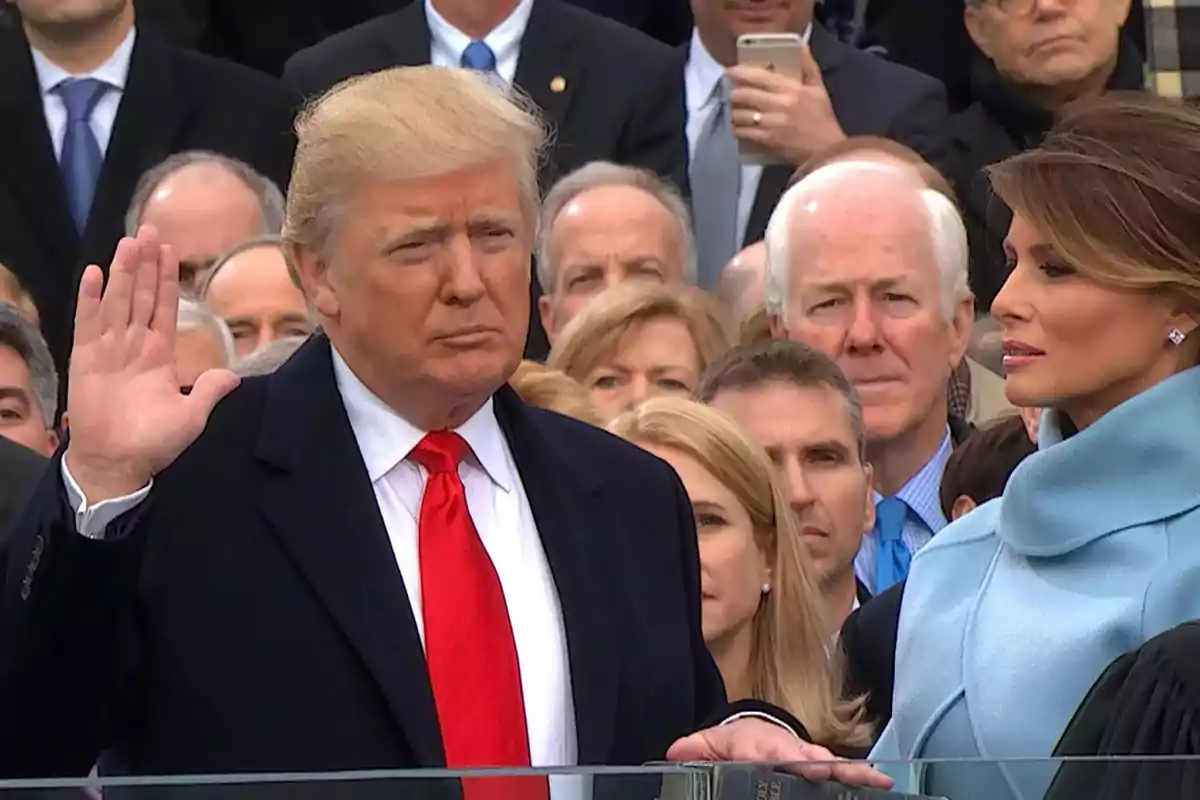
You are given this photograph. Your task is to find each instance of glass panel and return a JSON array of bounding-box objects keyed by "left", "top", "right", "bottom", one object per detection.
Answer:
[{"left": 3, "top": 760, "right": 1200, "bottom": 799}]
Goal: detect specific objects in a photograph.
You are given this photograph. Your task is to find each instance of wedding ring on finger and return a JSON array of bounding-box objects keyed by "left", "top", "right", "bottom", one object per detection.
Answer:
[{"left": 752, "top": 111, "right": 763, "bottom": 126}]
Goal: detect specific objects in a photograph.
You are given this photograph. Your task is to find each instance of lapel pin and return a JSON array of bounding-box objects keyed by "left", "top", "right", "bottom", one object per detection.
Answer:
[{"left": 550, "top": 76, "right": 567, "bottom": 93}]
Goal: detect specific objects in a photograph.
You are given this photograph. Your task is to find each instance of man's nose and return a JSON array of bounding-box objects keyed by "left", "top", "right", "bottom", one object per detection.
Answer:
[
  {"left": 443, "top": 236, "right": 487, "bottom": 302},
  {"left": 844, "top": 300, "right": 882, "bottom": 351},
  {"left": 783, "top": 458, "right": 813, "bottom": 509}
]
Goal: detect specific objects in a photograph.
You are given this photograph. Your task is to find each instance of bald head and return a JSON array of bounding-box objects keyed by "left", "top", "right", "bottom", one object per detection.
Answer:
[
  {"left": 764, "top": 162, "right": 969, "bottom": 323},
  {"left": 717, "top": 241, "right": 766, "bottom": 321}
]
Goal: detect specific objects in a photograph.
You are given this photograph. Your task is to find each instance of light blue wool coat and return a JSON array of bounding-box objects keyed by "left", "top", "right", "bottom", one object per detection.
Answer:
[{"left": 871, "top": 366, "right": 1200, "bottom": 800}]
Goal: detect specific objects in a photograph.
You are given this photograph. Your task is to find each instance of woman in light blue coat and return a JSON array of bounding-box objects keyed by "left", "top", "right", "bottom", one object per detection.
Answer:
[{"left": 872, "top": 93, "right": 1200, "bottom": 799}]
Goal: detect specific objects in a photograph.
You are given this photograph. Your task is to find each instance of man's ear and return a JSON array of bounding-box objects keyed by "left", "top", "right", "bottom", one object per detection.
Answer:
[
  {"left": 951, "top": 494, "right": 978, "bottom": 521},
  {"left": 949, "top": 296, "right": 975, "bottom": 370},
  {"left": 964, "top": 4, "right": 996, "bottom": 62},
  {"left": 538, "top": 295, "right": 557, "bottom": 347},
  {"left": 768, "top": 313, "right": 787, "bottom": 340},
  {"left": 290, "top": 243, "right": 338, "bottom": 322}
]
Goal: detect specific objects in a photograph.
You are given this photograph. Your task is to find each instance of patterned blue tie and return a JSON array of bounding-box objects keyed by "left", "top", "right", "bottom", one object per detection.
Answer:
[
  {"left": 460, "top": 40, "right": 497, "bottom": 73},
  {"left": 874, "top": 496, "right": 911, "bottom": 594},
  {"left": 55, "top": 77, "right": 109, "bottom": 234}
]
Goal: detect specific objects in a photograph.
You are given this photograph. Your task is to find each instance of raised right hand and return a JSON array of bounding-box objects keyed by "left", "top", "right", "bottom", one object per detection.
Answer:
[{"left": 64, "top": 225, "right": 240, "bottom": 503}]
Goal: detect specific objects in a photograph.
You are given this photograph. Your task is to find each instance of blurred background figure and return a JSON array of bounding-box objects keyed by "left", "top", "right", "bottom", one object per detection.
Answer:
[
  {"left": 610, "top": 395, "right": 873, "bottom": 756},
  {"left": 126, "top": 152, "right": 286, "bottom": 291},
  {"left": 956, "top": 0, "right": 1144, "bottom": 308},
  {"left": 684, "top": 0, "right": 954, "bottom": 283},
  {"left": 0, "top": 304, "right": 59, "bottom": 457},
  {"left": 0, "top": 264, "right": 40, "bottom": 326},
  {"left": 547, "top": 282, "right": 733, "bottom": 421},
  {"left": 173, "top": 298, "right": 234, "bottom": 388},
  {"left": 716, "top": 241, "right": 766, "bottom": 329},
  {"left": 231, "top": 335, "right": 306, "bottom": 378},
  {"left": 537, "top": 162, "right": 695, "bottom": 344},
  {"left": 765, "top": 162, "right": 974, "bottom": 596},
  {"left": 199, "top": 235, "right": 313, "bottom": 359},
  {"left": 507, "top": 360, "right": 602, "bottom": 424},
  {"left": 696, "top": 340, "right": 874, "bottom": 630},
  {"left": 937, "top": 414, "right": 1036, "bottom": 521}
]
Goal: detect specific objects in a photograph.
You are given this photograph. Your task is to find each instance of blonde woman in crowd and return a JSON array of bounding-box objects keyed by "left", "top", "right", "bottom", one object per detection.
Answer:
[
  {"left": 508, "top": 360, "right": 603, "bottom": 425},
  {"left": 610, "top": 397, "right": 873, "bottom": 756},
  {"left": 547, "top": 282, "right": 733, "bottom": 420}
]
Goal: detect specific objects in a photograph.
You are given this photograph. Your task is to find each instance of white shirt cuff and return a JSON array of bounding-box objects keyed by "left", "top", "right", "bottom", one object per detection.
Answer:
[
  {"left": 61, "top": 459, "right": 152, "bottom": 540},
  {"left": 722, "top": 710, "right": 802, "bottom": 742}
]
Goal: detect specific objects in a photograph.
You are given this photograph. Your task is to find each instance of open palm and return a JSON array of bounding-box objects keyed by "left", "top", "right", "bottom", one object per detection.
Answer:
[{"left": 64, "top": 226, "right": 239, "bottom": 501}]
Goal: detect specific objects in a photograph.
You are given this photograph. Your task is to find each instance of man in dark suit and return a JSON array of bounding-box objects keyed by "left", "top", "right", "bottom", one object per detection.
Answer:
[
  {"left": 282, "top": 0, "right": 688, "bottom": 360},
  {"left": 0, "top": 66, "right": 888, "bottom": 791},
  {"left": 0, "top": 436, "right": 46, "bottom": 544},
  {"left": 0, "top": 0, "right": 298, "bottom": 378},
  {"left": 683, "top": 0, "right": 955, "bottom": 289}
]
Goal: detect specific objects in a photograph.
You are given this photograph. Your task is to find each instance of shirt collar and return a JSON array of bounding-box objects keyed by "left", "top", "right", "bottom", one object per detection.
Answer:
[
  {"left": 330, "top": 346, "right": 512, "bottom": 492},
  {"left": 30, "top": 26, "right": 136, "bottom": 94},
  {"left": 685, "top": 23, "right": 813, "bottom": 113},
  {"left": 874, "top": 429, "right": 952, "bottom": 534},
  {"left": 425, "top": 0, "right": 534, "bottom": 70}
]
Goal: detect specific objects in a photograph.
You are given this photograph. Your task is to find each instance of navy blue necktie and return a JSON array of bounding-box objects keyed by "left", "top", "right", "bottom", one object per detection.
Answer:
[
  {"left": 460, "top": 40, "right": 497, "bottom": 73},
  {"left": 55, "top": 77, "right": 109, "bottom": 234},
  {"left": 874, "top": 496, "right": 911, "bottom": 594}
]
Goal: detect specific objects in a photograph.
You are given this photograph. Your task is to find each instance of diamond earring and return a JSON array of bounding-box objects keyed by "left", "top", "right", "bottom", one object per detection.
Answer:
[{"left": 1169, "top": 328, "right": 1187, "bottom": 346}]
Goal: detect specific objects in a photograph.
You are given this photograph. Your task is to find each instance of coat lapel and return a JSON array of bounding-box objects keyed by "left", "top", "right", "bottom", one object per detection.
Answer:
[
  {"left": 0, "top": 16, "right": 77, "bottom": 271},
  {"left": 494, "top": 389, "right": 619, "bottom": 764},
  {"left": 513, "top": 0, "right": 582, "bottom": 186},
  {"left": 254, "top": 335, "right": 445, "bottom": 767},
  {"left": 381, "top": 1, "right": 434, "bottom": 67},
  {"left": 81, "top": 31, "right": 188, "bottom": 265}
]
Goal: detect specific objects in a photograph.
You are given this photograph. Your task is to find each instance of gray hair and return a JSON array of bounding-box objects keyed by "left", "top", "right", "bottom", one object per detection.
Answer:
[
  {"left": 233, "top": 335, "right": 306, "bottom": 377},
  {"left": 535, "top": 161, "right": 696, "bottom": 293},
  {"left": 0, "top": 303, "right": 58, "bottom": 427},
  {"left": 125, "top": 151, "right": 285, "bottom": 237},
  {"left": 763, "top": 161, "right": 971, "bottom": 322},
  {"left": 177, "top": 298, "right": 236, "bottom": 368},
  {"left": 198, "top": 234, "right": 286, "bottom": 299}
]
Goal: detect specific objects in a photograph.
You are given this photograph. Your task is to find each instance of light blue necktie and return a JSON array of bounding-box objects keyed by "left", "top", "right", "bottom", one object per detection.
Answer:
[
  {"left": 689, "top": 77, "right": 741, "bottom": 290},
  {"left": 874, "top": 496, "right": 911, "bottom": 594},
  {"left": 55, "top": 77, "right": 109, "bottom": 234},
  {"left": 461, "top": 40, "right": 497, "bottom": 73}
]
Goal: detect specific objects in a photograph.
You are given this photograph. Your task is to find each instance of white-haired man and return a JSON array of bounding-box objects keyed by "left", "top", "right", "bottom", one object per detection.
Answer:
[
  {"left": 765, "top": 162, "right": 973, "bottom": 597},
  {"left": 536, "top": 161, "right": 696, "bottom": 344},
  {"left": 0, "top": 66, "right": 889, "bottom": 792}
]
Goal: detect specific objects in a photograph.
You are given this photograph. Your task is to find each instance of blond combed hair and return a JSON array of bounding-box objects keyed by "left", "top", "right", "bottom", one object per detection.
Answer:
[
  {"left": 546, "top": 282, "right": 734, "bottom": 381},
  {"left": 609, "top": 396, "right": 872, "bottom": 751},
  {"left": 508, "top": 360, "right": 603, "bottom": 425},
  {"left": 282, "top": 66, "right": 550, "bottom": 261}
]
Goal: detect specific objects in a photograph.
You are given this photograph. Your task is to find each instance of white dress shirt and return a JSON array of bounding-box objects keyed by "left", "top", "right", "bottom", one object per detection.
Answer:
[
  {"left": 62, "top": 347, "right": 582, "bottom": 789},
  {"left": 425, "top": 0, "right": 534, "bottom": 85},
  {"left": 29, "top": 27, "right": 136, "bottom": 161},
  {"left": 684, "top": 25, "right": 811, "bottom": 248}
]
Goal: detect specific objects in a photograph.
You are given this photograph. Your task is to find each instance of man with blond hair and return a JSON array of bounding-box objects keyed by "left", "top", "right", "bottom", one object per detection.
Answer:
[{"left": 0, "top": 66, "right": 889, "bottom": 792}]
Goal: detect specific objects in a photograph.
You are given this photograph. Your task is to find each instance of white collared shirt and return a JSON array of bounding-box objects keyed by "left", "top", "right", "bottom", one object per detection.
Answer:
[
  {"left": 330, "top": 350, "right": 579, "bottom": 778},
  {"left": 684, "top": 25, "right": 811, "bottom": 247},
  {"left": 425, "top": 0, "right": 534, "bottom": 85},
  {"left": 29, "top": 27, "right": 136, "bottom": 162}
]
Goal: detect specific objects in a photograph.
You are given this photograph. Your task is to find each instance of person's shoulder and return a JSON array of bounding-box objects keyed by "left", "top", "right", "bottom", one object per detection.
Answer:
[
  {"left": 822, "top": 33, "right": 944, "bottom": 97},
  {"left": 547, "top": 1, "right": 678, "bottom": 64},
  {"left": 167, "top": 375, "right": 274, "bottom": 469},
  {"left": 283, "top": 9, "right": 406, "bottom": 92},
  {"left": 525, "top": 405, "right": 679, "bottom": 486}
]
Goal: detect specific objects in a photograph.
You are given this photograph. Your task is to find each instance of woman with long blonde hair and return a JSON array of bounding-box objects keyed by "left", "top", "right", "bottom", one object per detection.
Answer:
[{"left": 610, "top": 396, "right": 872, "bottom": 754}]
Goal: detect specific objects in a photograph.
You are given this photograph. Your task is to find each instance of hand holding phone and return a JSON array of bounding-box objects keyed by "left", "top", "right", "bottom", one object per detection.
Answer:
[{"left": 731, "top": 33, "right": 846, "bottom": 167}]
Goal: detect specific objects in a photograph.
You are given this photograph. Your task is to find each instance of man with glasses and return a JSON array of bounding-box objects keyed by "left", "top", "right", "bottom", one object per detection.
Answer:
[{"left": 954, "top": 0, "right": 1144, "bottom": 309}]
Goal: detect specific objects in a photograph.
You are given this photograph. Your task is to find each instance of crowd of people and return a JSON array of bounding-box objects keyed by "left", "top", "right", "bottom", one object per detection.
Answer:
[{"left": 2, "top": 0, "right": 1200, "bottom": 798}]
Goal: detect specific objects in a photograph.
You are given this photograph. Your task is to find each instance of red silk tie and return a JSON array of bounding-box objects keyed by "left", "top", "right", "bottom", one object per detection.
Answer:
[{"left": 411, "top": 432, "right": 550, "bottom": 800}]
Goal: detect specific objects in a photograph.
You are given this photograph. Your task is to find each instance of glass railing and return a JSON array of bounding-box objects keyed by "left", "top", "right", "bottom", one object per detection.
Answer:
[{"left": 1, "top": 760, "right": 1199, "bottom": 799}]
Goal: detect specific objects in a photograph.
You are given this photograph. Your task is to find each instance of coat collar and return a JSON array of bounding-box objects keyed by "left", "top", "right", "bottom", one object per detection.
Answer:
[{"left": 999, "top": 366, "right": 1200, "bottom": 557}]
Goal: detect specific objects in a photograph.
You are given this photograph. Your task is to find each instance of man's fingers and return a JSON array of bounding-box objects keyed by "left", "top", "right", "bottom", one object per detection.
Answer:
[
  {"left": 151, "top": 241, "right": 181, "bottom": 343},
  {"left": 73, "top": 263, "right": 107, "bottom": 347},
  {"left": 726, "top": 64, "right": 798, "bottom": 93},
  {"left": 186, "top": 368, "right": 240, "bottom": 423},
  {"left": 832, "top": 762, "right": 893, "bottom": 790},
  {"left": 797, "top": 44, "right": 824, "bottom": 88},
  {"left": 130, "top": 230, "right": 161, "bottom": 330},
  {"left": 99, "top": 237, "right": 139, "bottom": 334},
  {"left": 730, "top": 86, "right": 788, "bottom": 114},
  {"left": 665, "top": 732, "right": 711, "bottom": 762}
]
